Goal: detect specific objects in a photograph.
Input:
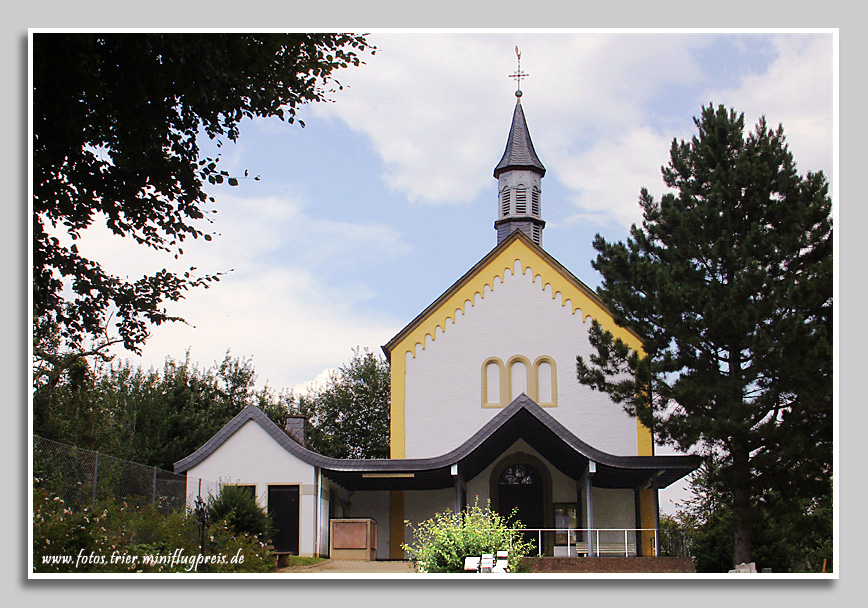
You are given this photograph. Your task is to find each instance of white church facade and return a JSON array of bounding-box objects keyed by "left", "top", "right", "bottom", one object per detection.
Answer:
[{"left": 174, "top": 86, "right": 700, "bottom": 561}]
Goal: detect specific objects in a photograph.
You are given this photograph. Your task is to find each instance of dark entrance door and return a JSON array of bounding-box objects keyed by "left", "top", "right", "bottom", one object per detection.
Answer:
[
  {"left": 498, "top": 464, "right": 544, "bottom": 552},
  {"left": 268, "top": 485, "right": 299, "bottom": 555}
]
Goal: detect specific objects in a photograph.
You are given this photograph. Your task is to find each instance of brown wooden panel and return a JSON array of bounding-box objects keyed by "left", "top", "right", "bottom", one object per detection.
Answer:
[{"left": 332, "top": 521, "right": 368, "bottom": 550}]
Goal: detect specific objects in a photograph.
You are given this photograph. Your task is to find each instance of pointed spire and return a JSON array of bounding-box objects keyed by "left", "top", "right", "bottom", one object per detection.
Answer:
[
  {"left": 493, "top": 49, "right": 546, "bottom": 247},
  {"left": 493, "top": 101, "right": 546, "bottom": 179}
]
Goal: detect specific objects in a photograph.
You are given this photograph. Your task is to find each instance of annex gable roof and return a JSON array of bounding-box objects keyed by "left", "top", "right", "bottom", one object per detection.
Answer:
[{"left": 174, "top": 396, "right": 700, "bottom": 492}]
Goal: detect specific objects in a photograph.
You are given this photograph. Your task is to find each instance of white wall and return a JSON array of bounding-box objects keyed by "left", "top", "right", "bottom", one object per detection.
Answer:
[
  {"left": 348, "top": 490, "right": 391, "bottom": 560},
  {"left": 185, "top": 420, "right": 318, "bottom": 555},
  {"left": 403, "top": 262, "right": 640, "bottom": 458}
]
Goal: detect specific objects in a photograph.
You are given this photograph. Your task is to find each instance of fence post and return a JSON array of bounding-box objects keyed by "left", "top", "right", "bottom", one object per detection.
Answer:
[
  {"left": 152, "top": 466, "right": 158, "bottom": 505},
  {"left": 92, "top": 451, "right": 100, "bottom": 507}
]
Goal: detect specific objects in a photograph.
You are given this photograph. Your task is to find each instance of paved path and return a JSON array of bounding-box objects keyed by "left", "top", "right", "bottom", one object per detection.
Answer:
[{"left": 277, "top": 559, "right": 417, "bottom": 574}]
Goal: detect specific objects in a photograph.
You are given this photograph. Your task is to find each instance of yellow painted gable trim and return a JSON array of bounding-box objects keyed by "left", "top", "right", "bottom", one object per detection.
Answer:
[{"left": 387, "top": 231, "right": 651, "bottom": 458}]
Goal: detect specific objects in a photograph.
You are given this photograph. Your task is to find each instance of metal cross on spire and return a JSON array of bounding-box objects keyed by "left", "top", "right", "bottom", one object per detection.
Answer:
[{"left": 508, "top": 46, "right": 528, "bottom": 100}]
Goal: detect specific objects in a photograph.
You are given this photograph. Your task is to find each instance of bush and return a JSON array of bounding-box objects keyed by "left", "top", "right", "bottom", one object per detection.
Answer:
[
  {"left": 402, "top": 501, "right": 534, "bottom": 573},
  {"left": 206, "top": 485, "right": 273, "bottom": 540},
  {"left": 32, "top": 485, "right": 275, "bottom": 573}
]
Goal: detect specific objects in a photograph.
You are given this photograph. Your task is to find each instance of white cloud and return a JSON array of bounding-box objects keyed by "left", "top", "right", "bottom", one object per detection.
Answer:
[
  {"left": 311, "top": 32, "right": 832, "bottom": 230},
  {"left": 62, "top": 188, "right": 406, "bottom": 391},
  {"left": 292, "top": 366, "right": 338, "bottom": 396},
  {"left": 704, "top": 34, "right": 834, "bottom": 176},
  {"left": 122, "top": 264, "right": 399, "bottom": 392},
  {"left": 557, "top": 125, "right": 674, "bottom": 228},
  {"left": 309, "top": 33, "right": 712, "bottom": 221}
]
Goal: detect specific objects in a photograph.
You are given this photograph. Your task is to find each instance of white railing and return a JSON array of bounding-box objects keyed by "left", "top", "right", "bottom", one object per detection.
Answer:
[{"left": 511, "top": 528, "right": 659, "bottom": 557}]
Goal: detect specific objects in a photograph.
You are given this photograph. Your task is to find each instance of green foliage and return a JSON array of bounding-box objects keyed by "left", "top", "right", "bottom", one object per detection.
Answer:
[
  {"left": 291, "top": 347, "right": 390, "bottom": 459},
  {"left": 658, "top": 514, "right": 689, "bottom": 558},
  {"left": 33, "top": 351, "right": 291, "bottom": 471},
  {"left": 33, "top": 486, "right": 275, "bottom": 573},
  {"left": 402, "top": 501, "right": 534, "bottom": 573},
  {"left": 576, "top": 104, "right": 832, "bottom": 565},
  {"left": 33, "top": 33, "right": 375, "bottom": 373},
  {"left": 207, "top": 485, "right": 273, "bottom": 540},
  {"left": 671, "top": 459, "right": 833, "bottom": 573}
]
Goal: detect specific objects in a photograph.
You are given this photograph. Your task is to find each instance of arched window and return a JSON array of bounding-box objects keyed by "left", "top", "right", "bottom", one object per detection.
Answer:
[
  {"left": 508, "top": 356, "right": 531, "bottom": 401},
  {"left": 500, "top": 464, "right": 538, "bottom": 485},
  {"left": 531, "top": 186, "right": 540, "bottom": 216},
  {"left": 501, "top": 186, "right": 511, "bottom": 217},
  {"left": 533, "top": 356, "right": 558, "bottom": 407},
  {"left": 482, "top": 357, "right": 505, "bottom": 407}
]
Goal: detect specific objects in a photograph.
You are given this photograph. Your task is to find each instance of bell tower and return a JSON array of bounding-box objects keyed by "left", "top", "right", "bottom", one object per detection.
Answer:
[{"left": 493, "top": 47, "right": 546, "bottom": 246}]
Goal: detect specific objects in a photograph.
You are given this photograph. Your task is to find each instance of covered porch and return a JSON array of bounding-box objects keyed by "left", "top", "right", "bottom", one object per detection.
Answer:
[{"left": 320, "top": 394, "right": 701, "bottom": 559}]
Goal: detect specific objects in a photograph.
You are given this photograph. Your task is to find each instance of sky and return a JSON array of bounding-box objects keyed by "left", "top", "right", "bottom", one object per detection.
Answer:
[{"left": 55, "top": 31, "right": 835, "bottom": 513}]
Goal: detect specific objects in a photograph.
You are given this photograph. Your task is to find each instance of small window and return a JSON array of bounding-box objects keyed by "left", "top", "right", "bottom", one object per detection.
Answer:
[
  {"left": 510, "top": 360, "right": 528, "bottom": 400},
  {"left": 486, "top": 361, "right": 501, "bottom": 404},
  {"left": 533, "top": 356, "right": 557, "bottom": 406},
  {"left": 501, "top": 187, "right": 511, "bottom": 217},
  {"left": 228, "top": 484, "right": 257, "bottom": 501},
  {"left": 532, "top": 187, "right": 540, "bottom": 216},
  {"left": 500, "top": 464, "right": 538, "bottom": 486},
  {"left": 482, "top": 357, "right": 505, "bottom": 407},
  {"left": 532, "top": 224, "right": 541, "bottom": 244}
]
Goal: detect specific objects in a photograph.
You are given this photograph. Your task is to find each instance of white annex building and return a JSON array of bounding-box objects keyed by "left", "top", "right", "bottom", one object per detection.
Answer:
[{"left": 175, "top": 82, "right": 700, "bottom": 560}]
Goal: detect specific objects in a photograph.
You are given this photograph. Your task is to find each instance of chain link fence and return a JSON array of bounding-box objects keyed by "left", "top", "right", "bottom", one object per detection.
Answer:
[{"left": 33, "top": 436, "right": 220, "bottom": 512}]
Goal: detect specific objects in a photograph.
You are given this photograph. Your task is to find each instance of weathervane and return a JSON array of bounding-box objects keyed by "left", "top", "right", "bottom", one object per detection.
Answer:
[{"left": 508, "top": 46, "right": 528, "bottom": 99}]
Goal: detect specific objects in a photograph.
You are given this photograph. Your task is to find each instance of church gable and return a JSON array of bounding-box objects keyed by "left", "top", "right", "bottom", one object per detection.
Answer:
[{"left": 386, "top": 230, "right": 649, "bottom": 460}]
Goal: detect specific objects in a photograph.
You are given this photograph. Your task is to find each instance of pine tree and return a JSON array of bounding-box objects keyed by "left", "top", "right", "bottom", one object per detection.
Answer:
[{"left": 576, "top": 104, "right": 832, "bottom": 567}]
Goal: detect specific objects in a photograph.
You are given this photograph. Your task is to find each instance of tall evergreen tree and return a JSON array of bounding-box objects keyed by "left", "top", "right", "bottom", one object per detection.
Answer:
[{"left": 576, "top": 105, "right": 832, "bottom": 566}]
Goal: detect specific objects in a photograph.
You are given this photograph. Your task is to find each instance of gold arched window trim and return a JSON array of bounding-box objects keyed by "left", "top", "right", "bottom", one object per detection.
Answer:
[
  {"left": 506, "top": 355, "right": 533, "bottom": 402},
  {"left": 532, "top": 356, "right": 558, "bottom": 407},
  {"left": 481, "top": 357, "right": 506, "bottom": 408},
  {"left": 482, "top": 355, "right": 558, "bottom": 408}
]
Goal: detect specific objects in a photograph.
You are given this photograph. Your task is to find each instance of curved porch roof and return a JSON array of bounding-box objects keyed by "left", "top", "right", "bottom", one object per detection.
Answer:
[{"left": 174, "top": 394, "right": 701, "bottom": 492}]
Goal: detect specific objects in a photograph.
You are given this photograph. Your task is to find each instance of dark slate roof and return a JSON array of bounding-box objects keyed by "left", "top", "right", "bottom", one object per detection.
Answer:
[
  {"left": 174, "top": 396, "right": 700, "bottom": 492},
  {"left": 493, "top": 101, "right": 546, "bottom": 178}
]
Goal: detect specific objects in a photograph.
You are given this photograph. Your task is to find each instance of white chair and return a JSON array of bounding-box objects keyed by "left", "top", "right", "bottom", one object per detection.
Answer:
[
  {"left": 464, "top": 556, "right": 480, "bottom": 572},
  {"left": 480, "top": 554, "right": 494, "bottom": 573},
  {"left": 493, "top": 550, "right": 509, "bottom": 573}
]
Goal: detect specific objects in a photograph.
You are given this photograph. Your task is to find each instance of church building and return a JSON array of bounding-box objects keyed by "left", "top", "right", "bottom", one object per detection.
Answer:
[{"left": 174, "top": 75, "right": 701, "bottom": 561}]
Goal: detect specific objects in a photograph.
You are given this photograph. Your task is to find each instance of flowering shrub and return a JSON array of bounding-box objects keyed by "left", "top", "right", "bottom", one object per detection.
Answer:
[
  {"left": 202, "top": 521, "right": 276, "bottom": 573},
  {"left": 32, "top": 485, "right": 275, "bottom": 573},
  {"left": 402, "top": 501, "right": 534, "bottom": 573}
]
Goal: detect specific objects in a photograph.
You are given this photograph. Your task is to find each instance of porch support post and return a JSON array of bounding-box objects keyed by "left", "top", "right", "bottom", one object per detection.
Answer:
[
  {"left": 584, "top": 460, "right": 596, "bottom": 557},
  {"left": 653, "top": 473, "right": 661, "bottom": 557},
  {"left": 451, "top": 464, "right": 466, "bottom": 519},
  {"left": 634, "top": 489, "right": 643, "bottom": 557}
]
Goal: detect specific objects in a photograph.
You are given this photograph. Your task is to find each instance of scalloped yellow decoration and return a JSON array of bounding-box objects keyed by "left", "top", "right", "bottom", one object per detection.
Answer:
[{"left": 389, "top": 236, "right": 652, "bottom": 458}]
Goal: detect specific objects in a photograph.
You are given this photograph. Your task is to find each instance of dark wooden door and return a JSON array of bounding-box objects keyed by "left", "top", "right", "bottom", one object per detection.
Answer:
[
  {"left": 498, "top": 464, "right": 543, "bottom": 551},
  {"left": 268, "top": 485, "right": 299, "bottom": 555}
]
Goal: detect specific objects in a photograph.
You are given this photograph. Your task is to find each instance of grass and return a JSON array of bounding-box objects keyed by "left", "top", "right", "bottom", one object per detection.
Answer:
[{"left": 283, "top": 556, "right": 327, "bottom": 567}]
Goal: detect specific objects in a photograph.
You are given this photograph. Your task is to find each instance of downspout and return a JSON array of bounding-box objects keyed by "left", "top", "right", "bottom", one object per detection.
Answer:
[
  {"left": 316, "top": 467, "right": 322, "bottom": 557},
  {"left": 653, "top": 474, "right": 660, "bottom": 557}
]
